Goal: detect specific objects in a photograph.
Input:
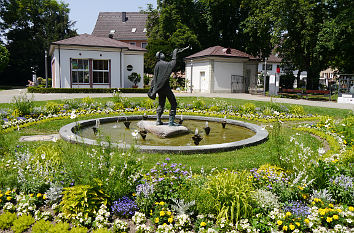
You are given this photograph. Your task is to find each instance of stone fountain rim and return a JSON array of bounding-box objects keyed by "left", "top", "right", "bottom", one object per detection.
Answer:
[{"left": 59, "top": 115, "right": 268, "bottom": 154}]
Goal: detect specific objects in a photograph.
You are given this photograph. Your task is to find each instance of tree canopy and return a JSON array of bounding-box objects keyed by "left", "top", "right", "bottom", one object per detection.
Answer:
[
  {"left": 0, "top": 44, "right": 9, "bottom": 72},
  {"left": 0, "top": 0, "right": 77, "bottom": 85}
]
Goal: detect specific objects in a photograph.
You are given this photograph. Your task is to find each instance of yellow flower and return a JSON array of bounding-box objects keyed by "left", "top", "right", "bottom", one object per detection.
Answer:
[
  {"left": 132, "top": 193, "right": 136, "bottom": 197},
  {"left": 43, "top": 194, "right": 47, "bottom": 199},
  {"left": 0, "top": 194, "right": 3, "bottom": 198},
  {"left": 6, "top": 196, "right": 12, "bottom": 201},
  {"left": 5, "top": 190, "right": 11, "bottom": 195},
  {"left": 329, "top": 204, "right": 334, "bottom": 208},
  {"left": 298, "top": 186, "right": 304, "bottom": 190},
  {"left": 154, "top": 217, "right": 159, "bottom": 223},
  {"left": 160, "top": 211, "right": 165, "bottom": 216},
  {"left": 29, "top": 194, "right": 34, "bottom": 197},
  {"left": 277, "top": 220, "right": 283, "bottom": 225},
  {"left": 295, "top": 222, "right": 300, "bottom": 227},
  {"left": 333, "top": 215, "right": 339, "bottom": 220},
  {"left": 200, "top": 222, "right": 207, "bottom": 227},
  {"left": 37, "top": 193, "right": 42, "bottom": 198},
  {"left": 286, "top": 212, "right": 292, "bottom": 217},
  {"left": 283, "top": 225, "right": 288, "bottom": 231},
  {"left": 326, "top": 217, "right": 333, "bottom": 223},
  {"left": 302, "top": 194, "right": 307, "bottom": 199},
  {"left": 167, "top": 211, "right": 171, "bottom": 216},
  {"left": 304, "top": 219, "right": 310, "bottom": 224},
  {"left": 155, "top": 202, "right": 159, "bottom": 205},
  {"left": 349, "top": 206, "right": 354, "bottom": 212},
  {"left": 168, "top": 217, "right": 173, "bottom": 223},
  {"left": 289, "top": 224, "right": 295, "bottom": 230},
  {"left": 159, "top": 201, "right": 165, "bottom": 206},
  {"left": 311, "top": 201, "right": 315, "bottom": 205},
  {"left": 163, "top": 223, "right": 167, "bottom": 226}
]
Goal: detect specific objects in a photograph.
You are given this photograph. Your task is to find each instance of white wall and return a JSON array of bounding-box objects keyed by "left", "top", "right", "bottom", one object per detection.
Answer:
[
  {"left": 245, "top": 63, "right": 258, "bottom": 90},
  {"left": 123, "top": 53, "right": 144, "bottom": 88},
  {"left": 185, "top": 61, "right": 210, "bottom": 93},
  {"left": 52, "top": 47, "right": 125, "bottom": 88},
  {"left": 214, "top": 61, "right": 243, "bottom": 92}
]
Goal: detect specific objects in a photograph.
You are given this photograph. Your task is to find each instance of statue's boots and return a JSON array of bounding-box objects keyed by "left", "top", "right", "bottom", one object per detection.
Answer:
[
  {"left": 156, "top": 111, "right": 163, "bottom": 126},
  {"left": 168, "top": 110, "right": 179, "bottom": 126}
]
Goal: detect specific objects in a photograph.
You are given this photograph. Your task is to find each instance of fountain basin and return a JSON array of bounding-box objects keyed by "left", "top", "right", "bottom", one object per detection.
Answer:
[{"left": 59, "top": 115, "right": 268, "bottom": 154}]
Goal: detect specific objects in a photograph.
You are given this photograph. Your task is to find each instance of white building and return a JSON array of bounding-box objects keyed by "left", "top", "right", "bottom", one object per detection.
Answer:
[
  {"left": 185, "top": 46, "right": 259, "bottom": 93},
  {"left": 49, "top": 34, "right": 146, "bottom": 88}
]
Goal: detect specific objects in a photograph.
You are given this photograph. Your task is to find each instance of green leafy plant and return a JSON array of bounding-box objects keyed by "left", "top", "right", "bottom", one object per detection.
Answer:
[
  {"left": 289, "top": 105, "right": 305, "bottom": 115},
  {"left": 59, "top": 184, "right": 108, "bottom": 225},
  {"left": 11, "top": 93, "right": 34, "bottom": 116},
  {"left": 70, "top": 226, "right": 89, "bottom": 233},
  {"left": 44, "top": 102, "right": 61, "bottom": 115},
  {"left": 0, "top": 212, "right": 17, "bottom": 230},
  {"left": 31, "top": 219, "right": 52, "bottom": 233},
  {"left": 47, "top": 222, "right": 70, "bottom": 233},
  {"left": 240, "top": 103, "right": 256, "bottom": 114},
  {"left": 205, "top": 170, "right": 255, "bottom": 223},
  {"left": 11, "top": 214, "right": 35, "bottom": 233},
  {"left": 91, "top": 228, "right": 111, "bottom": 233},
  {"left": 128, "top": 72, "right": 141, "bottom": 87}
]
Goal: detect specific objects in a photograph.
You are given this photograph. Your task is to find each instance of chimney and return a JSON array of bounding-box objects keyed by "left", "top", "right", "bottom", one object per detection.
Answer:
[{"left": 122, "top": 12, "right": 128, "bottom": 22}]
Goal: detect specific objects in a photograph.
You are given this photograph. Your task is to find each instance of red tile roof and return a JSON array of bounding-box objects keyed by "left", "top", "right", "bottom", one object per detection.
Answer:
[
  {"left": 51, "top": 34, "right": 146, "bottom": 51},
  {"left": 266, "top": 54, "right": 282, "bottom": 63},
  {"left": 92, "top": 12, "right": 147, "bottom": 41},
  {"left": 185, "top": 46, "right": 257, "bottom": 60}
]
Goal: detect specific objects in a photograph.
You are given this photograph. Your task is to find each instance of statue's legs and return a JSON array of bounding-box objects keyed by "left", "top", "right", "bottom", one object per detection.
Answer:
[
  {"left": 166, "top": 89, "right": 178, "bottom": 126},
  {"left": 156, "top": 94, "right": 166, "bottom": 125}
]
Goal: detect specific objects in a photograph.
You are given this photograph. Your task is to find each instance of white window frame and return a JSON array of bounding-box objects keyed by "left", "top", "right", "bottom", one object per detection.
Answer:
[
  {"left": 92, "top": 59, "right": 109, "bottom": 84},
  {"left": 71, "top": 59, "right": 89, "bottom": 84}
]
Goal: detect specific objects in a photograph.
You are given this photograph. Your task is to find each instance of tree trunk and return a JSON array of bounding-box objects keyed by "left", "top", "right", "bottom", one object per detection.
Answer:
[
  {"left": 306, "top": 69, "right": 320, "bottom": 90},
  {"left": 296, "top": 70, "right": 301, "bottom": 88}
]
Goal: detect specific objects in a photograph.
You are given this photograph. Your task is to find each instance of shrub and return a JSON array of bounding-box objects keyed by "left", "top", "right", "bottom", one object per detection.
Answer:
[
  {"left": 289, "top": 105, "right": 305, "bottom": 115},
  {"left": 128, "top": 72, "right": 141, "bottom": 86},
  {"left": 204, "top": 170, "right": 255, "bottom": 223},
  {"left": 44, "top": 102, "right": 61, "bottom": 115},
  {"left": 59, "top": 184, "right": 108, "bottom": 225},
  {"left": 91, "top": 228, "right": 111, "bottom": 233},
  {"left": 31, "top": 219, "right": 52, "bottom": 233},
  {"left": 0, "top": 212, "right": 17, "bottom": 230},
  {"left": 112, "top": 219, "right": 129, "bottom": 233},
  {"left": 240, "top": 103, "right": 256, "bottom": 114},
  {"left": 70, "top": 226, "right": 89, "bottom": 233},
  {"left": 193, "top": 99, "right": 206, "bottom": 109},
  {"left": 47, "top": 222, "right": 70, "bottom": 233},
  {"left": 11, "top": 93, "right": 34, "bottom": 116},
  {"left": 11, "top": 214, "right": 35, "bottom": 233}
]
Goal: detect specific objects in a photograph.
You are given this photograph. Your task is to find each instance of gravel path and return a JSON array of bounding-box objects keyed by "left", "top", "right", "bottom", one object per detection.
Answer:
[{"left": 0, "top": 88, "right": 353, "bottom": 110}]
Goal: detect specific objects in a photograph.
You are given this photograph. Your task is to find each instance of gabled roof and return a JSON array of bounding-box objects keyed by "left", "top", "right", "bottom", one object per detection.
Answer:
[
  {"left": 92, "top": 12, "right": 147, "bottom": 41},
  {"left": 266, "top": 54, "right": 282, "bottom": 63},
  {"left": 185, "top": 46, "right": 257, "bottom": 60},
  {"left": 51, "top": 34, "right": 146, "bottom": 51}
]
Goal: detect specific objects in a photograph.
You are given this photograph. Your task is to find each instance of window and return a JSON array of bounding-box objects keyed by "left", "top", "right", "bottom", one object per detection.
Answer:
[
  {"left": 129, "top": 42, "right": 136, "bottom": 46},
  {"left": 141, "top": 42, "right": 147, "bottom": 49},
  {"left": 93, "top": 60, "right": 109, "bottom": 84},
  {"left": 72, "top": 59, "right": 89, "bottom": 83},
  {"left": 262, "top": 64, "right": 273, "bottom": 71},
  {"left": 131, "top": 28, "right": 136, "bottom": 32},
  {"left": 143, "top": 28, "right": 147, "bottom": 33}
]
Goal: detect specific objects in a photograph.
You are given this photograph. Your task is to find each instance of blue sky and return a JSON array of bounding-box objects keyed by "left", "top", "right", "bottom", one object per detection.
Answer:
[{"left": 61, "top": 0, "right": 156, "bottom": 34}]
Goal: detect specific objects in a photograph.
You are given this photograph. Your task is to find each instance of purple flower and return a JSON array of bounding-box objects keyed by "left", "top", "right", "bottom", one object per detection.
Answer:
[
  {"left": 112, "top": 196, "right": 137, "bottom": 218},
  {"left": 165, "top": 158, "right": 170, "bottom": 161}
]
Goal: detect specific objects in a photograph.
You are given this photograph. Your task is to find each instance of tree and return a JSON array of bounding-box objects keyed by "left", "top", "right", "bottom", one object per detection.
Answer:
[
  {"left": 243, "top": 0, "right": 333, "bottom": 90},
  {"left": 0, "top": 44, "right": 9, "bottom": 72},
  {"left": 0, "top": 0, "right": 77, "bottom": 85}
]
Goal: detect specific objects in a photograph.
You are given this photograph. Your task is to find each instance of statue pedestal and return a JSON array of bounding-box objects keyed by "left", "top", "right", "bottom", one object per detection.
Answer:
[{"left": 137, "top": 120, "right": 189, "bottom": 138}]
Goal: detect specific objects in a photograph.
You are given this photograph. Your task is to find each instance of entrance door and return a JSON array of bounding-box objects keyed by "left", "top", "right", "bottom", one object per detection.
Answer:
[
  {"left": 231, "top": 75, "right": 245, "bottom": 93},
  {"left": 200, "top": 71, "right": 208, "bottom": 92}
]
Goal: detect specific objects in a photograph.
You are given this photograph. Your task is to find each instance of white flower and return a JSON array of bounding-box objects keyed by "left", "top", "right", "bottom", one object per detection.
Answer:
[{"left": 132, "top": 130, "right": 139, "bottom": 139}]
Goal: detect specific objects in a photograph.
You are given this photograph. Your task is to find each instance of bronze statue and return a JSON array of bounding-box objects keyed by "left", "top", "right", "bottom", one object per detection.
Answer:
[{"left": 148, "top": 46, "right": 189, "bottom": 126}]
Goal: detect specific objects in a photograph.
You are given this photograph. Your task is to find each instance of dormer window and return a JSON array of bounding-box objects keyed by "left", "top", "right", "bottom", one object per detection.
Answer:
[
  {"left": 143, "top": 28, "right": 147, "bottom": 33},
  {"left": 132, "top": 28, "right": 136, "bottom": 33}
]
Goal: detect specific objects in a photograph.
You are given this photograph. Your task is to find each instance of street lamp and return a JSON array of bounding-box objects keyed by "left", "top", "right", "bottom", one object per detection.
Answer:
[
  {"left": 263, "top": 57, "right": 267, "bottom": 96},
  {"left": 45, "top": 50, "right": 48, "bottom": 88}
]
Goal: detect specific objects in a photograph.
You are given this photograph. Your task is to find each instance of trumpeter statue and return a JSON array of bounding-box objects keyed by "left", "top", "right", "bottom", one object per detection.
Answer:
[{"left": 148, "top": 46, "right": 189, "bottom": 126}]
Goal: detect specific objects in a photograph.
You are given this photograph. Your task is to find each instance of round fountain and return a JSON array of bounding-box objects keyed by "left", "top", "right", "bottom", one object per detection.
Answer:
[{"left": 59, "top": 115, "right": 268, "bottom": 154}]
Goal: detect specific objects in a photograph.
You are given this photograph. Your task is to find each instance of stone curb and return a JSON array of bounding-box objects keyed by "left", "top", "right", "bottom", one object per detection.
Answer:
[{"left": 59, "top": 115, "right": 268, "bottom": 154}]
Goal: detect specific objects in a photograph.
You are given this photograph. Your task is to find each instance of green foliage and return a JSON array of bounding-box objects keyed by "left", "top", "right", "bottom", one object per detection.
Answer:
[
  {"left": 0, "top": 212, "right": 17, "bottom": 230},
  {"left": 33, "top": 144, "right": 63, "bottom": 168},
  {"left": 11, "top": 93, "right": 34, "bottom": 116},
  {"left": 70, "top": 226, "right": 89, "bottom": 233},
  {"left": 143, "top": 74, "right": 150, "bottom": 86},
  {"left": 27, "top": 87, "right": 149, "bottom": 93},
  {"left": 44, "top": 101, "right": 61, "bottom": 115},
  {"left": 81, "top": 96, "right": 95, "bottom": 107},
  {"left": 59, "top": 184, "right": 108, "bottom": 224},
  {"left": 31, "top": 219, "right": 52, "bottom": 233},
  {"left": 47, "top": 222, "right": 70, "bottom": 233},
  {"left": 0, "top": 44, "right": 9, "bottom": 72},
  {"left": 193, "top": 98, "right": 206, "bottom": 109},
  {"left": 11, "top": 214, "right": 35, "bottom": 233},
  {"left": 240, "top": 103, "right": 256, "bottom": 114},
  {"left": 335, "top": 116, "right": 354, "bottom": 146},
  {"left": 91, "top": 228, "right": 111, "bottom": 233},
  {"left": 280, "top": 74, "right": 296, "bottom": 89},
  {"left": 289, "top": 105, "right": 305, "bottom": 115},
  {"left": 205, "top": 170, "right": 255, "bottom": 223},
  {"left": 128, "top": 72, "right": 142, "bottom": 86},
  {"left": 140, "top": 98, "right": 155, "bottom": 109}
]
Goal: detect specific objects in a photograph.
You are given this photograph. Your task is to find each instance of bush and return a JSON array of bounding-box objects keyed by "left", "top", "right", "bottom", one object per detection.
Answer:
[
  {"left": 47, "top": 222, "right": 70, "bottom": 233},
  {"left": 31, "top": 219, "right": 52, "bottom": 233},
  {"left": 11, "top": 93, "right": 34, "bottom": 116},
  {"left": 128, "top": 72, "right": 141, "bottom": 86},
  {"left": 240, "top": 103, "right": 256, "bottom": 114},
  {"left": 44, "top": 102, "right": 61, "bottom": 115},
  {"left": 204, "top": 170, "right": 255, "bottom": 223},
  {"left": 280, "top": 74, "right": 296, "bottom": 89},
  {"left": 11, "top": 214, "right": 35, "bottom": 233},
  {"left": 70, "top": 226, "right": 89, "bottom": 233},
  {"left": 59, "top": 184, "right": 108, "bottom": 225},
  {"left": 0, "top": 212, "right": 17, "bottom": 230},
  {"left": 289, "top": 105, "right": 305, "bottom": 115},
  {"left": 27, "top": 87, "right": 149, "bottom": 93}
]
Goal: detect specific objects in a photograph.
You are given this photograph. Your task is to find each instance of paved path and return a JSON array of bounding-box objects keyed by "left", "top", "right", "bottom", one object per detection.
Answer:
[{"left": 0, "top": 88, "right": 353, "bottom": 110}]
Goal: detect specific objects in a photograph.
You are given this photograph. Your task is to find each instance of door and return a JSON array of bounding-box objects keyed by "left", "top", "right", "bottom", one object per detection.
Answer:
[
  {"left": 200, "top": 71, "right": 208, "bottom": 92},
  {"left": 231, "top": 75, "right": 245, "bottom": 93}
]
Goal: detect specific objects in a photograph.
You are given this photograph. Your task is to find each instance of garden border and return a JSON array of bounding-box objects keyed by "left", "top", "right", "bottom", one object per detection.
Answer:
[{"left": 59, "top": 115, "right": 268, "bottom": 154}]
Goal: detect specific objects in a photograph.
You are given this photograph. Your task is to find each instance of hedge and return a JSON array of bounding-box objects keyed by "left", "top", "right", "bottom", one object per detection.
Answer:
[{"left": 27, "top": 87, "right": 149, "bottom": 94}]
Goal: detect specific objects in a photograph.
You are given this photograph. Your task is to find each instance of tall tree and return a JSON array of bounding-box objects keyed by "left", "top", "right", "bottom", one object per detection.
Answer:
[
  {"left": 243, "top": 0, "right": 332, "bottom": 89},
  {"left": 0, "top": 44, "right": 9, "bottom": 72},
  {"left": 0, "top": 0, "right": 76, "bottom": 85}
]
